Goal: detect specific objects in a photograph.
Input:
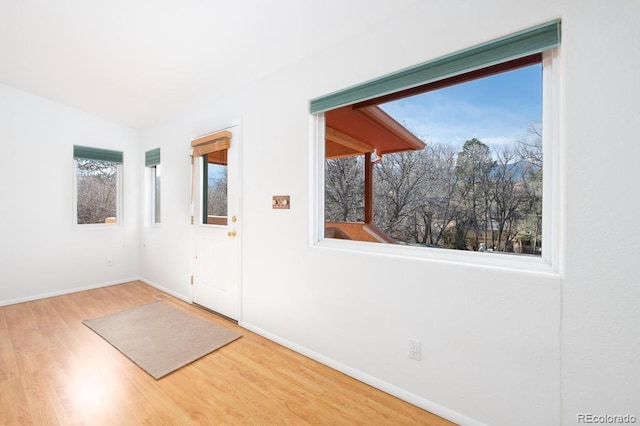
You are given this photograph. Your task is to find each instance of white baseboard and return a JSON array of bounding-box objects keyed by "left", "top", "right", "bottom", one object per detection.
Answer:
[
  {"left": 138, "top": 277, "right": 191, "bottom": 304},
  {"left": 0, "top": 277, "right": 139, "bottom": 307},
  {"left": 239, "top": 321, "right": 485, "bottom": 426}
]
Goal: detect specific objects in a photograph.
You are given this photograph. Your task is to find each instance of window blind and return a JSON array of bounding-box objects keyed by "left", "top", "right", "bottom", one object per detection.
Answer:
[
  {"left": 73, "top": 145, "right": 123, "bottom": 163},
  {"left": 191, "top": 130, "right": 231, "bottom": 157},
  {"left": 145, "top": 148, "right": 161, "bottom": 167},
  {"left": 310, "top": 20, "right": 560, "bottom": 114}
]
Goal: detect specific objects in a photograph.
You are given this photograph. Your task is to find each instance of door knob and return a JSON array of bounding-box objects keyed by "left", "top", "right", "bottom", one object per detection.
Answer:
[{"left": 228, "top": 230, "right": 237, "bottom": 238}]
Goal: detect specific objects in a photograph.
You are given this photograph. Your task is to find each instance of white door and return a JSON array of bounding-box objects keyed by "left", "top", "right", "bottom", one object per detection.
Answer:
[{"left": 191, "top": 123, "right": 241, "bottom": 320}]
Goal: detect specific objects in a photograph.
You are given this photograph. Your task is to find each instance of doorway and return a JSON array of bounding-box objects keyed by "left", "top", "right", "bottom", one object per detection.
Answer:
[{"left": 191, "top": 123, "right": 241, "bottom": 320}]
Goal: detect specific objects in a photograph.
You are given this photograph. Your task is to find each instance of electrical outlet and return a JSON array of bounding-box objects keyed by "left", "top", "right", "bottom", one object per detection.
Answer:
[
  {"left": 409, "top": 339, "right": 421, "bottom": 360},
  {"left": 105, "top": 257, "right": 113, "bottom": 267}
]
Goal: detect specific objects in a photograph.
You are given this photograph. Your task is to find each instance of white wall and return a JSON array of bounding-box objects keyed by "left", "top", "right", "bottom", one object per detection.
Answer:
[
  {"left": 560, "top": 2, "right": 640, "bottom": 423},
  {"left": 0, "top": 0, "right": 621, "bottom": 424},
  {"left": 0, "top": 83, "right": 140, "bottom": 304},
  {"left": 139, "top": 1, "right": 640, "bottom": 424}
]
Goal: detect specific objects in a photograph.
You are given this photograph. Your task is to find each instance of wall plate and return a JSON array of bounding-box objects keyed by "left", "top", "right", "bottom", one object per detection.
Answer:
[{"left": 272, "top": 195, "right": 290, "bottom": 209}]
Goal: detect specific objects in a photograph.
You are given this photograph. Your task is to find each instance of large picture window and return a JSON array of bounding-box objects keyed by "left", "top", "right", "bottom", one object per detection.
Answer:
[
  {"left": 73, "top": 145, "right": 123, "bottom": 225},
  {"left": 312, "top": 21, "right": 560, "bottom": 269}
]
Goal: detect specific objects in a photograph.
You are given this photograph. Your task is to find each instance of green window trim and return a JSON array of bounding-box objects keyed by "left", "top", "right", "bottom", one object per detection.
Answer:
[
  {"left": 310, "top": 20, "right": 560, "bottom": 114},
  {"left": 144, "top": 148, "right": 160, "bottom": 167},
  {"left": 73, "top": 145, "right": 123, "bottom": 164},
  {"left": 145, "top": 147, "right": 161, "bottom": 167}
]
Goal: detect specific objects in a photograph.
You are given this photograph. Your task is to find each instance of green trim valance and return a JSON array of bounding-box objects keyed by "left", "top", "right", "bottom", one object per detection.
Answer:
[
  {"left": 310, "top": 20, "right": 560, "bottom": 113},
  {"left": 145, "top": 148, "right": 161, "bottom": 167},
  {"left": 73, "top": 145, "right": 123, "bottom": 164}
]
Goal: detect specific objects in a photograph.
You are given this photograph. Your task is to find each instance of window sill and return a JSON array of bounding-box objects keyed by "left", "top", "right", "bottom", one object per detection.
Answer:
[
  {"left": 74, "top": 223, "right": 121, "bottom": 230},
  {"left": 312, "top": 237, "right": 560, "bottom": 277}
]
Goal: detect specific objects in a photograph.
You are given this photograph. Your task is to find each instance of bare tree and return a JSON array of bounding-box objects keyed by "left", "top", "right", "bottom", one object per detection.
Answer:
[
  {"left": 207, "top": 166, "right": 227, "bottom": 217},
  {"left": 325, "top": 156, "right": 364, "bottom": 222},
  {"left": 455, "top": 138, "right": 494, "bottom": 250},
  {"left": 323, "top": 130, "right": 543, "bottom": 256},
  {"left": 491, "top": 146, "right": 524, "bottom": 251},
  {"left": 76, "top": 159, "right": 118, "bottom": 224},
  {"left": 374, "top": 150, "right": 429, "bottom": 241},
  {"left": 516, "top": 125, "right": 543, "bottom": 170},
  {"left": 406, "top": 144, "right": 460, "bottom": 245},
  {"left": 516, "top": 126, "right": 543, "bottom": 252}
]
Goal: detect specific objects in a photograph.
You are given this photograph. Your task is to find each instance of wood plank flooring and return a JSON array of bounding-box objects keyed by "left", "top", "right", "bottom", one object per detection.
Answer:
[{"left": 0, "top": 281, "right": 455, "bottom": 425}]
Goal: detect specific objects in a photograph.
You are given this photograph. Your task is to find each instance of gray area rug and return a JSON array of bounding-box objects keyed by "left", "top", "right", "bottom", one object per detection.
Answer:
[{"left": 83, "top": 301, "right": 241, "bottom": 379}]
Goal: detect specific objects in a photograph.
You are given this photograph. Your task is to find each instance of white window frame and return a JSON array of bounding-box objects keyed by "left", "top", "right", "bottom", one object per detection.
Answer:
[{"left": 310, "top": 48, "right": 561, "bottom": 275}]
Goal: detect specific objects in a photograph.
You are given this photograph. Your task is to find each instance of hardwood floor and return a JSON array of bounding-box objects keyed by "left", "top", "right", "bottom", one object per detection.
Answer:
[{"left": 0, "top": 281, "right": 455, "bottom": 425}]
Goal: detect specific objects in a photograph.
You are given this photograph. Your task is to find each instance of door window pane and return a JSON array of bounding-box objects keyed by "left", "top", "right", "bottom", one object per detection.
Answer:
[{"left": 203, "top": 151, "right": 228, "bottom": 225}]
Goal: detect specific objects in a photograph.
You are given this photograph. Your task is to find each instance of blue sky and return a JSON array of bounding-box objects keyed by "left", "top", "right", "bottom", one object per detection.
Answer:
[{"left": 379, "top": 64, "right": 542, "bottom": 151}]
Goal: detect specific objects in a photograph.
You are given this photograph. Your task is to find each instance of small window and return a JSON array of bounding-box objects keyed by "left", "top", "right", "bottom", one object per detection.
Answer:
[
  {"left": 73, "top": 145, "right": 123, "bottom": 225},
  {"left": 145, "top": 148, "right": 161, "bottom": 224}
]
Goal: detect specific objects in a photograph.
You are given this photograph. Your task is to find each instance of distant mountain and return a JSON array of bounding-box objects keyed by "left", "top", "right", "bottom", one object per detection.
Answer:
[{"left": 493, "top": 160, "right": 540, "bottom": 181}]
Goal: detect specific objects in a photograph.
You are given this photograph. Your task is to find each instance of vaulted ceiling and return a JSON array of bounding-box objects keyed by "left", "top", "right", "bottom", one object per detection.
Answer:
[{"left": 0, "top": 0, "right": 416, "bottom": 129}]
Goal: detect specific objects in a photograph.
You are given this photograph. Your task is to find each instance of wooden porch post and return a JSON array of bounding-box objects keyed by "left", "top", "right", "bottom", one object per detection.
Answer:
[{"left": 364, "top": 152, "right": 373, "bottom": 224}]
